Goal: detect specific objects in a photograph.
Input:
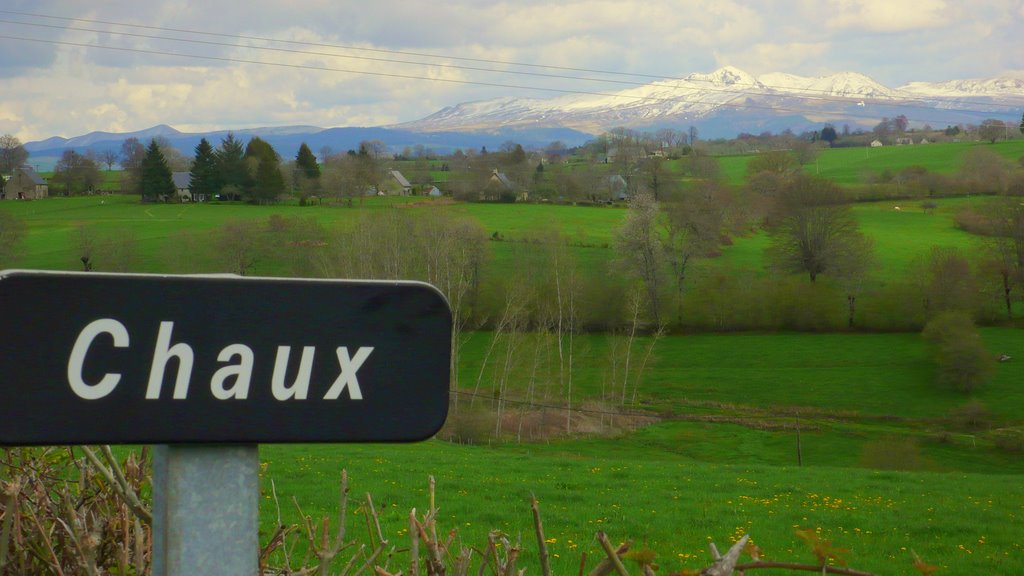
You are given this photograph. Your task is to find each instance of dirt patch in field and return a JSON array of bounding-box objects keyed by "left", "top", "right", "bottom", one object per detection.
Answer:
[{"left": 439, "top": 401, "right": 657, "bottom": 444}]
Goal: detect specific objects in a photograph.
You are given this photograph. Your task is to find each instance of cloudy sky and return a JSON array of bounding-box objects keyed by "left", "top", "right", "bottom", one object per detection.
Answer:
[{"left": 1, "top": 0, "right": 1022, "bottom": 141}]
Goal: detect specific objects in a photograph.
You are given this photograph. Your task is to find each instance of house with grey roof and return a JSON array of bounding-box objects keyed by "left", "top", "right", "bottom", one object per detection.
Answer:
[
  {"left": 483, "top": 169, "right": 528, "bottom": 201},
  {"left": 379, "top": 170, "right": 412, "bottom": 195},
  {"left": 2, "top": 165, "right": 48, "bottom": 200},
  {"left": 603, "top": 175, "right": 629, "bottom": 201},
  {"left": 171, "top": 172, "right": 194, "bottom": 202}
]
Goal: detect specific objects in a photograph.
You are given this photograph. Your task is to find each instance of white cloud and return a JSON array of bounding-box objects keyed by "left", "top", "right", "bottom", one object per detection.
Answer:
[
  {"left": 825, "top": 0, "right": 954, "bottom": 32},
  {"left": 0, "top": 0, "right": 1019, "bottom": 140},
  {"left": 716, "top": 42, "right": 832, "bottom": 77}
]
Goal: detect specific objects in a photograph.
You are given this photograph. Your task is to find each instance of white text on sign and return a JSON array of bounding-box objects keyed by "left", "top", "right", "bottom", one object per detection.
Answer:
[{"left": 66, "top": 319, "right": 373, "bottom": 401}]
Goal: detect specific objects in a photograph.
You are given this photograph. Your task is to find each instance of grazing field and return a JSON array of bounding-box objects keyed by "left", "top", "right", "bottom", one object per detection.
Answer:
[
  {"left": 260, "top": 439, "right": 1024, "bottom": 575},
  {"left": 2, "top": 187, "right": 1022, "bottom": 573},
  {"left": 716, "top": 140, "right": 1024, "bottom": 186}
]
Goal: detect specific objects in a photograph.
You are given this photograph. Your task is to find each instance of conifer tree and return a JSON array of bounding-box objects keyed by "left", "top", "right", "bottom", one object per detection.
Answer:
[
  {"left": 188, "top": 137, "right": 219, "bottom": 201},
  {"left": 216, "top": 132, "right": 247, "bottom": 200},
  {"left": 295, "top": 142, "right": 320, "bottom": 179},
  {"left": 140, "top": 139, "right": 175, "bottom": 202},
  {"left": 244, "top": 137, "right": 284, "bottom": 204}
]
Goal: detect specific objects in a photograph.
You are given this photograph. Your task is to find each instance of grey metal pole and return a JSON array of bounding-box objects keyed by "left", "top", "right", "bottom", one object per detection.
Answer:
[{"left": 151, "top": 444, "right": 260, "bottom": 576}]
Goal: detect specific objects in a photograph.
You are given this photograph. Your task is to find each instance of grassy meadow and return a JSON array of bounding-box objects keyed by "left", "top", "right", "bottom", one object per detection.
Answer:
[
  {"left": 715, "top": 139, "right": 1024, "bottom": 186},
  {"left": 3, "top": 141, "right": 1024, "bottom": 573}
]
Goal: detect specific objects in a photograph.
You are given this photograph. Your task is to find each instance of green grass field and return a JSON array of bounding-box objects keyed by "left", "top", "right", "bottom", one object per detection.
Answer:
[
  {"left": 716, "top": 140, "right": 1024, "bottom": 186},
  {"left": 3, "top": 170, "right": 1022, "bottom": 572},
  {"left": 260, "top": 439, "right": 1024, "bottom": 575}
]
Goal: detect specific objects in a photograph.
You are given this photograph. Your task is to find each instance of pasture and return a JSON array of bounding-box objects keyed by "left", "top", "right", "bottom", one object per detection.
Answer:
[
  {"left": 260, "top": 438, "right": 1024, "bottom": 575},
  {"left": 716, "top": 139, "right": 1024, "bottom": 186},
  {"left": 2, "top": 166, "right": 1022, "bottom": 573},
  {"left": 0, "top": 193, "right": 985, "bottom": 296}
]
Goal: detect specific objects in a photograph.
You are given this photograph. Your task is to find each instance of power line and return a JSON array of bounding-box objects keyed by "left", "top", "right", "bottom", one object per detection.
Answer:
[
  {"left": 9, "top": 16, "right": 1020, "bottom": 116},
  {"left": 0, "top": 33, "right": 1006, "bottom": 128},
  {"left": 1, "top": 9, "right": 1020, "bottom": 114}
]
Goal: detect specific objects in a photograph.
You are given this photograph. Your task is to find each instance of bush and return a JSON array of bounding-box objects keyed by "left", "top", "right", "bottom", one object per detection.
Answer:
[
  {"left": 438, "top": 405, "right": 496, "bottom": 444},
  {"left": 947, "top": 400, "right": 994, "bottom": 431},
  {"left": 992, "top": 427, "right": 1024, "bottom": 453},
  {"left": 858, "top": 436, "right": 925, "bottom": 471},
  {"left": 953, "top": 207, "right": 996, "bottom": 236},
  {"left": 922, "top": 312, "right": 996, "bottom": 393}
]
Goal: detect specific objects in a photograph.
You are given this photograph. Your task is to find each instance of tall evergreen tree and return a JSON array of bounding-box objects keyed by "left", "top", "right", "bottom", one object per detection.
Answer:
[
  {"left": 189, "top": 138, "right": 219, "bottom": 201},
  {"left": 140, "top": 139, "right": 175, "bottom": 202},
  {"left": 295, "top": 142, "right": 320, "bottom": 179},
  {"left": 244, "top": 137, "right": 284, "bottom": 204},
  {"left": 1020, "top": 111, "right": 1024, "bottom": 136},
  {"left": 216, "top": 132, "right": 247, "bottom": 200}
]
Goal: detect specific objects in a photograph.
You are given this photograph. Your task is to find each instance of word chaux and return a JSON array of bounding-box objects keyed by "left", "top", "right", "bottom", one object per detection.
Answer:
[
  {"left": 0, "top": 270, "right": 452, "bottom": 445},
  {"left": 68, "top": 319, "right": 373, "bottom": 402}
]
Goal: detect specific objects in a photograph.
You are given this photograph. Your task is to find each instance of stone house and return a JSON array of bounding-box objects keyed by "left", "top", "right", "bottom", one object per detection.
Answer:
[{"left": 2, "top": 166, "right": 48, "bottom": 200}]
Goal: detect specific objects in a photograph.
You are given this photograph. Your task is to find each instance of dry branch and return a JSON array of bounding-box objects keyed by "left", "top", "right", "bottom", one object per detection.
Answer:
[
  {"left": 530, "top": 494, "right": 551, "bottom": 576},
  {"left": 590, "top": 533, "right": 631, "bottom": 576}
]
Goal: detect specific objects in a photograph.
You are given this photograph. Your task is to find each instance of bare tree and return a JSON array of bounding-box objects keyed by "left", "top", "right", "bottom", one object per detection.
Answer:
[
  {"left": 0, "top": 134, "right": 29, "bottom": 175},
  {"left": 959, "top": 147, "right": 1010, "bottom": 193},
  {"left": 216, "top": 219, "right": 262, "bottom": 276},
  {"left": 99, "top": 149, "right": 119, "bottom": 171},
  {"left": 984, "top": 196, "right": 1024, "bottom": 319},
  {"left": 765, "top": 174, "right": 871, "bottom": 283},
  {"left": 831, "top": 235, "right": 875, "bottom": 328},
  {"left": 978, "top": 118, "right": 1007, "bottom": 144},
  {"left": 76, "top": 225, "right": 140, "bottom": 272},
  {"left": 921, "top": 247, "right": 981, "bottom": 317},
  {"left": 661, "top": 180, "right": 727, "bottom": 324},
  {"left": 615, "top": 191, "right": 663, "bottom": 325}
]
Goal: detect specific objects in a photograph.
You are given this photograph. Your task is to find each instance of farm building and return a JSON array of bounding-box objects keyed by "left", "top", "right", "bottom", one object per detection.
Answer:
[
  {"left": 602, "top": 174, "right": 629, "bottom": 201},
  {"left": 171, "top": 172, "right": 193, "bottom": 202},
  {"left": 382, "top": 170, "right": 412, "bottom": 195},
  {"left": 2, "top": 165, "right": 48, "bottom": 200}
]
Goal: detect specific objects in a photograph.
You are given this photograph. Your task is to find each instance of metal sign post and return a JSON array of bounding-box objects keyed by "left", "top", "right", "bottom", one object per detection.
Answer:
[
  {"left": 0, "top": 270, "right": 453, "bottom": 576},
  {"left": 151, "top": 445, "right": 259, "bottom": 575}
]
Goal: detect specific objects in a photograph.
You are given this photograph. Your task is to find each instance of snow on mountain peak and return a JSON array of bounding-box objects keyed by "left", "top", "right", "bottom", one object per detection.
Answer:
[
  {"left": 899, "top": 76, "right": 1024, "bottom": 98},
  {"left": 396, "top": 66, "right": 1024, "bottom": 135},
  {"left": 758, "top": 71, "right": 900, "bottom": 99},
  {"left": 685, "top": 66, "right": 762, "bottom": 88}
]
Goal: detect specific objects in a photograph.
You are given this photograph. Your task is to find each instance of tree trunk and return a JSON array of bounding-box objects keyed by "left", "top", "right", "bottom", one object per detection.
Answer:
[{"left": 1003, "top": 271, "right": 1013, "bottom": 321}]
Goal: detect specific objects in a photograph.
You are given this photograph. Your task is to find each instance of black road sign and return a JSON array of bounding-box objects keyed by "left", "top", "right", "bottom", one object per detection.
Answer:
[{"left": 0, "top": 270, "right": 451, "bottom": 445}]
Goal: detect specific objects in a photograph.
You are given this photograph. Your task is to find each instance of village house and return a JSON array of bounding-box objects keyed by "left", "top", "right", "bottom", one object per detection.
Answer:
[
  {"left": 2, "top": 165, "right": 48, "bottom": 200},
  {"left": 171, "top": 172, "right": 193, "bottom": 202},
  {"left": 484, "top": 169, "right": 526, "bottom": 201},
  {"left": 600, "top": 174, "right": 629, "bottom": 202},
  {"left": 383, "top": 170, "right": 412, "bottom": 195}
]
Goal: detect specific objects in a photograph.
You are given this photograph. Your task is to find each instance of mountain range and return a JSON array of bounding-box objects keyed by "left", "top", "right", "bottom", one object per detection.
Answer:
[
  {"left": 23, "top": 66, "right": 1024, "bottom": 169},
  {"left": 393, "top": 66, "right": 1024, "bottom": 135}
]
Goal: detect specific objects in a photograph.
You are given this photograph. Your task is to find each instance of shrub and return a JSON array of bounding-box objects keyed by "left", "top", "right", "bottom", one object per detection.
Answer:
[
  {"left": 858, "top": 436, "right": 925, "bottom": 471},
  {"left": 992, "top": 427, "right": 1024, "bottom": 453},
  {"left": 439, "top": 405, "right": 496, "bottom": 444},
  {"left": 922, "top": 311, "right": 996, "bottom": 393},
  {"left": 947, "top": 400, "right": 994, "bottom": 431},
  {"left": 953, "top": 207, "right": 996, "bottom": 236}
]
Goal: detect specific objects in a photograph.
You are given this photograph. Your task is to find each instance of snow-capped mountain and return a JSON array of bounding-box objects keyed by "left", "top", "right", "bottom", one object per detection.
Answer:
[
  {"left": 758, "top": 71, "right": 902, "bottom": 100},
  {"left": 396, "top": 66, "right": 1024, "bottom": 136},
  {"left": 898, "top": 76, "right": 1024, "bottom": 98}
]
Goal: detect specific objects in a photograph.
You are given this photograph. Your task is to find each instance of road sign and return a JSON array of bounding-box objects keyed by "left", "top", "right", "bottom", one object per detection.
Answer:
[{"left": 0, "top": 270, "right": 452, "bottom": 445}]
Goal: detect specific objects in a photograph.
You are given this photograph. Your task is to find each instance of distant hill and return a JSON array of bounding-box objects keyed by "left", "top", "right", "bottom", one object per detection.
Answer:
[
  {"left": 395, "top": 66, "right": 1024, "bottom": 138},
  {"left": 23, "top": 125, "right": 593, "bottom": 171},
  {"left": 21, "top": 65, "right": 1024, "bottom": 170}
]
